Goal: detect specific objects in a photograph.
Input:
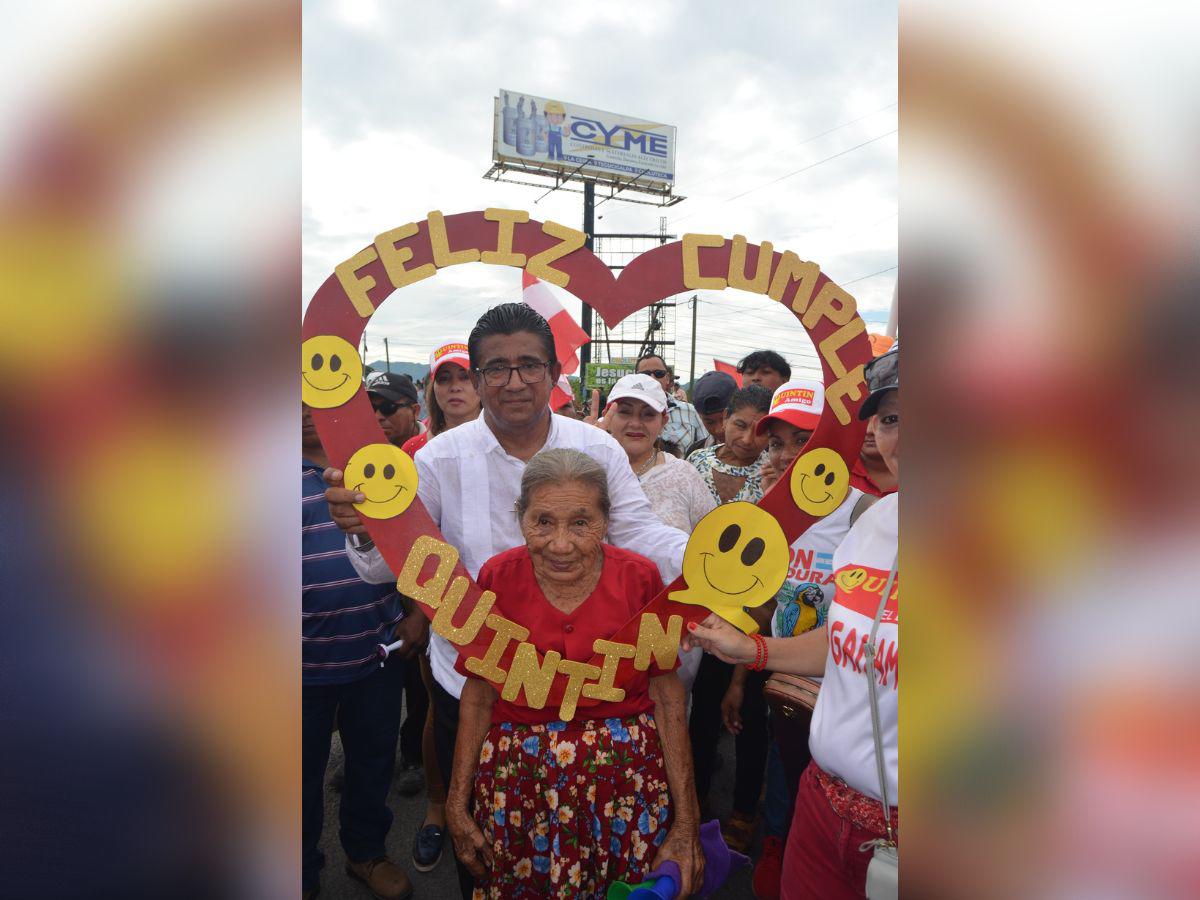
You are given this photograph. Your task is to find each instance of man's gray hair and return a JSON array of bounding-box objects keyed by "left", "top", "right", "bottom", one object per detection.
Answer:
[{"left": 516, "top": 448, "right": 611, "bottom": 519}]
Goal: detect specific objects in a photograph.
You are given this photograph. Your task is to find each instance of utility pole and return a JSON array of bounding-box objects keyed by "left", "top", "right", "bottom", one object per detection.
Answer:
[
  {"left": 384, "top": 337, "right": 391, "bottom": 371},
  {"left": 886, "top": 281, "right": 898, "bottom": 338},
  {"left": 580, "top": 180, "right": 595, "bottom": 385},
  {"left": 688, "top": 294, "right": 698, "bottom": 397},
  {"left": 361, "top": 333, "right": 367, "bottom": 367}
]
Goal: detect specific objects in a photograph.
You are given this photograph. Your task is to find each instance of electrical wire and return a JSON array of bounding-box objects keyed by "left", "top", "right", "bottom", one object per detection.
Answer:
[
  {"left": 675, "top": 101, "right": 897, "bottom": 195},
  {"left": 670, "top": 128, "right": 897, "bottom": 225},
  {"left": 839, "top": 265, "right": 897, "bottom": 286},
  {"left": 723, "top": 129, "right": 898, "bottom": 202}
]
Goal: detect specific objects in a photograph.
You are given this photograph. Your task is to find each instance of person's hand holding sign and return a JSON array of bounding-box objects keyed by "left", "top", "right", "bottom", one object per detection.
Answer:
[
  {"left": 684, "top": 613, "right": 831, "bottom": 677},
  {"left": 683, "top": 613, "right": 756, "bottom": 665},
  {"left": 322, "top": 467, "right": 370, "bottom": 536}
]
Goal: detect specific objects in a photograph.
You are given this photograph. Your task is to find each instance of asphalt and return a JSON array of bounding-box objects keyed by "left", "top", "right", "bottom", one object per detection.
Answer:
[{"left": 314, "top": 713, "right": 759, "bottom": 899}]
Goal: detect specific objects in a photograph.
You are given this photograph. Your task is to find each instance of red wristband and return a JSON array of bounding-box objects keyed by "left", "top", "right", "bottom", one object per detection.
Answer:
[{"left": 746, "top": 633, "right": 768, "bottom": 671}]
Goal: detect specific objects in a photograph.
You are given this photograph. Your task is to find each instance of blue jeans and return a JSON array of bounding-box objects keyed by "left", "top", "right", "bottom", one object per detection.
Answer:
[
  {"left": 764, "top": 710, "right": 808, "bottom": 839},
  {"left": 764, "top": 739, "right": 793, "bottom": 838},
  {"left": 303, "top": 656, "right": 405, "bottom": 891}
]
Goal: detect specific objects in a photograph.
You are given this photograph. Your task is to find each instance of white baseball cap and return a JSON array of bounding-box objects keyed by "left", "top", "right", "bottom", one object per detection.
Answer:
[
  {"left": 428, "top": 339, "right": 470, "bottom": 377},
  {"left": 755, "top": 378, "right": 825, "bottom": 435},
  {"left": 604, "top": 373, "right": 669, "bottom": 413}
]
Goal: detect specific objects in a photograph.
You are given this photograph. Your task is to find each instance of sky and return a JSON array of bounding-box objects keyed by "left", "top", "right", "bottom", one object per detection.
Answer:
[{"left": 303, "top": 0, "right": 897, "bottom": 379}]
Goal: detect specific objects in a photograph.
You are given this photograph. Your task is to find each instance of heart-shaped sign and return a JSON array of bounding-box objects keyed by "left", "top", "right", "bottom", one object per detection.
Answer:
[{"left": 303, "top": 209, "right": 872, "bottom": 718}]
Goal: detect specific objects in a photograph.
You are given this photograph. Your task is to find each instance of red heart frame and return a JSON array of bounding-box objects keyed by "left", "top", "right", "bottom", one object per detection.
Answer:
[{"left": 303, "top": 209, "right": 873, "bottom": 714}]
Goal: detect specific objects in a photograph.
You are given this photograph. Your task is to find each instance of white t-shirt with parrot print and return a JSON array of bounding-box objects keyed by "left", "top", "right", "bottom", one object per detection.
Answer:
[{"left": 770, "top": 487, "right": 863, "bottom": 639}]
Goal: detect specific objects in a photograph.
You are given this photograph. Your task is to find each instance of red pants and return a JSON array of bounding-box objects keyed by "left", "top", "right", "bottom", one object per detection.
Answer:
[{"left": 780, "top": 762, "right": 892, "bottom": 900}]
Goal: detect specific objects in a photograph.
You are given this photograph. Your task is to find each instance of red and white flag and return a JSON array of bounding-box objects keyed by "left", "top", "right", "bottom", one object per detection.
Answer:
[
  {"left": 714, "top": 358, "right": 743, "bottom": 386},
  {"left": 550, "top": 375, "right": 575, "bottom": 411},
  {"left": 522, "top": 271, "right": 590, "bottom": 375}
]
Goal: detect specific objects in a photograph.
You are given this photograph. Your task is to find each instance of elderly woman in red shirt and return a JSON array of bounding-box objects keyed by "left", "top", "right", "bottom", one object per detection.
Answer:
[{"left": 445, "top": 448, "right": 703, "bottom": 899}]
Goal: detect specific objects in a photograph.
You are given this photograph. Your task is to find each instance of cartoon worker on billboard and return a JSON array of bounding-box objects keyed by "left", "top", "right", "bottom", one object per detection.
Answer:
[{"left": 544, "top": 100, "right": 566, "bottom": 161}]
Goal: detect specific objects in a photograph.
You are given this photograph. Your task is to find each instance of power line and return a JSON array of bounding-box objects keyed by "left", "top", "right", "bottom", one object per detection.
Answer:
[
  {"left": 692, "top": 297, "right": 819, "bottom": 330},
  {"left": 840, "top": 265, "right": 897, "bottom": 286},
  {"left": 669, "top": 128, "right": 897, "bottom": 225},
  {"left": 688, "top": 334, "right": 820, "bottom": 357},
  {"left": 723, "top": 130, "right": 898, "bottom": 202},
  {"left": 691, "top": 258, "right": 897, "bottom": 314},
  {"left": 676, "top": 101, "right": 897, "bottom": 195}
]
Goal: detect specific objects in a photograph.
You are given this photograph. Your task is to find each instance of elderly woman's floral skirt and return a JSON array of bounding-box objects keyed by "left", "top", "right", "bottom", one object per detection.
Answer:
[{"left": 470, "top": 713, "right": 673, "bottom": 900}]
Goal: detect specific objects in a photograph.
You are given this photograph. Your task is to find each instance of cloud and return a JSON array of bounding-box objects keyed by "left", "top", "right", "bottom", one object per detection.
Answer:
[{"left": 303, "top": 0, "right": 897, "bottom": 371}]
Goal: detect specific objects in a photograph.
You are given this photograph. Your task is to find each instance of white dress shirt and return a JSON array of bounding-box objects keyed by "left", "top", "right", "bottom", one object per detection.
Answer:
[{"left": 346, "top": 413, "right": 689, "bottom": 697}]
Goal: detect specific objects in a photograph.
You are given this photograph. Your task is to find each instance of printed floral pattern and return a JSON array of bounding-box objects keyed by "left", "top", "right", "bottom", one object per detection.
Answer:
[
  {"left": 687, "top": 444, "right": 767, "bottom": 505},
  {"left": 470, "top": 713, "right": 673, "bottom": 899},
  {"left": 812, "top": 762, "right": 899, "bottom": 840}
]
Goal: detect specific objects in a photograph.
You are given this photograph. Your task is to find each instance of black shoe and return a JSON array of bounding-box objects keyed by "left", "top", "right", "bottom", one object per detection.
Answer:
[
  {"left": 411, "top": 823, "right": 444, "bottom": 873},
  {"left": 393, "top": 760, "right": 424, "bottom": 797}
]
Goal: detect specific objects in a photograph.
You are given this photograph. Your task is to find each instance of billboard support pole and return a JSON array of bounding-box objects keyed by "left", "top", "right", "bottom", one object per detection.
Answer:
[{"left": 580, "top": 180, "right": 595, "bottom": 386}]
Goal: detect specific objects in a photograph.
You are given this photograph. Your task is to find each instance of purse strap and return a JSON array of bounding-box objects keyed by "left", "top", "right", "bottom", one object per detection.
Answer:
[{"left": 864, "top": 554, "right": 898, "bottom": 846}]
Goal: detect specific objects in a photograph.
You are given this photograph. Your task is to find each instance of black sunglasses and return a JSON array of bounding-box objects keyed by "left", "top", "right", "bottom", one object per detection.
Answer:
[
  {"left": 640, "top": 368, "right": 669, "bottom": 379},
  {"left": 371, "top": 398, "right": 415, "bottom": 416}
]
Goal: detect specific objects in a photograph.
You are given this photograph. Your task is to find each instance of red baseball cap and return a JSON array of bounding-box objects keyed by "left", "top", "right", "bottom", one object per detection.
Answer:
[
  {"left": 755, "top": 378, "right": 825, "bottom": 435},
  {"left": 429, "top": 339, "right": 470, "bottom": 377}
]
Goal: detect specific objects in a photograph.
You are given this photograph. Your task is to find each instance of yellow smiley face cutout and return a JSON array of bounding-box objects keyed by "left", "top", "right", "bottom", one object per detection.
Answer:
[
  {"left": 789, "top": 447, "right": 850, "bottom": 517},
  {"left": 668, "top": 502, "right": 789, "bottom": 633},
  {"left": 302, "top": 335, "right": 361, "bottom": 409},
  {"left": 836, "top": 567, "right": 869, "bottom": 592},
  {"left": 344, "top": 443, "right": 419, "bottom": 519}
]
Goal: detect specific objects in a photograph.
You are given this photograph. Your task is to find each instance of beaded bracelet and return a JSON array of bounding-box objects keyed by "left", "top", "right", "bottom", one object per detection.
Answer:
[{"left": 746, "top": 633, "right": 768, "bottom": 671}]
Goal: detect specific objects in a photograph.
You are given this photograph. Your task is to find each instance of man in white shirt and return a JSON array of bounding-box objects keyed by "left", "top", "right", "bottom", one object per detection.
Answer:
[{"left": 323, "top": 303, "right": 690, "bottom": 898}]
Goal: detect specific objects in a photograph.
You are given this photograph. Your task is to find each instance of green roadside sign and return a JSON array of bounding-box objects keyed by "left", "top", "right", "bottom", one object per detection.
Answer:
[{"left": 583, "top": 362, "right": 635, "bottom": 394}]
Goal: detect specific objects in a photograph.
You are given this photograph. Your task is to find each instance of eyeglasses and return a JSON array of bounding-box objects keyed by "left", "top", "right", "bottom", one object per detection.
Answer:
[
  {"left": 475, "top": 361, "right": 551, "bottom": 387},
  {"left": 640, "top": 368, "right": 668, "bottom": 379},
  {"left": 371, "top": 399, "right": 415, "bottom": 416}
]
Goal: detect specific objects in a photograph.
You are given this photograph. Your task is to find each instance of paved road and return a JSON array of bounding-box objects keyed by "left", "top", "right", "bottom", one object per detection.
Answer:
[{"left": 314, "top": 706, "right": 759, "bottom": 899}]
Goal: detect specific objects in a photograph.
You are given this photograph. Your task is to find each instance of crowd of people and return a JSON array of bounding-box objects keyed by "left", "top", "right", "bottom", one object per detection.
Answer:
[{"left": 303, "top": 303, "right": 899, "bottom": 900}]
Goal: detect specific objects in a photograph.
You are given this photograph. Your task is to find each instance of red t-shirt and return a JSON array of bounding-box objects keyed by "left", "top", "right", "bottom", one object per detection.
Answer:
[
  {"left": 400, "top": 430, "right": 429, "bottom": 457},
  {"left": 851, "top": 457, "right": 897, "bottom": 497},
  {"left": 457, "top": 544, "right": 673, "bottom": 725}
]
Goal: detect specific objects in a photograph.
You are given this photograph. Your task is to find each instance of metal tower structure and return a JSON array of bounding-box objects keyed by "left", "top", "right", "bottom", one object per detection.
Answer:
[{"left": 590, "top": 216, "right": 679, "bottom": 372}]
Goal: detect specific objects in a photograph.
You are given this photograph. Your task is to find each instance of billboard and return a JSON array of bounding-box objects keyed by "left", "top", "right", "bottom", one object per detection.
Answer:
[{"left": 494, "top": 90, "right": 676, "bottom": 187}]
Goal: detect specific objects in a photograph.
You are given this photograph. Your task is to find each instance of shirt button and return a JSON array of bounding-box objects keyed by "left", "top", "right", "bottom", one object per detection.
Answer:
[{"left": 564, "top": 623, "right": 574, "bottom": 633}]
